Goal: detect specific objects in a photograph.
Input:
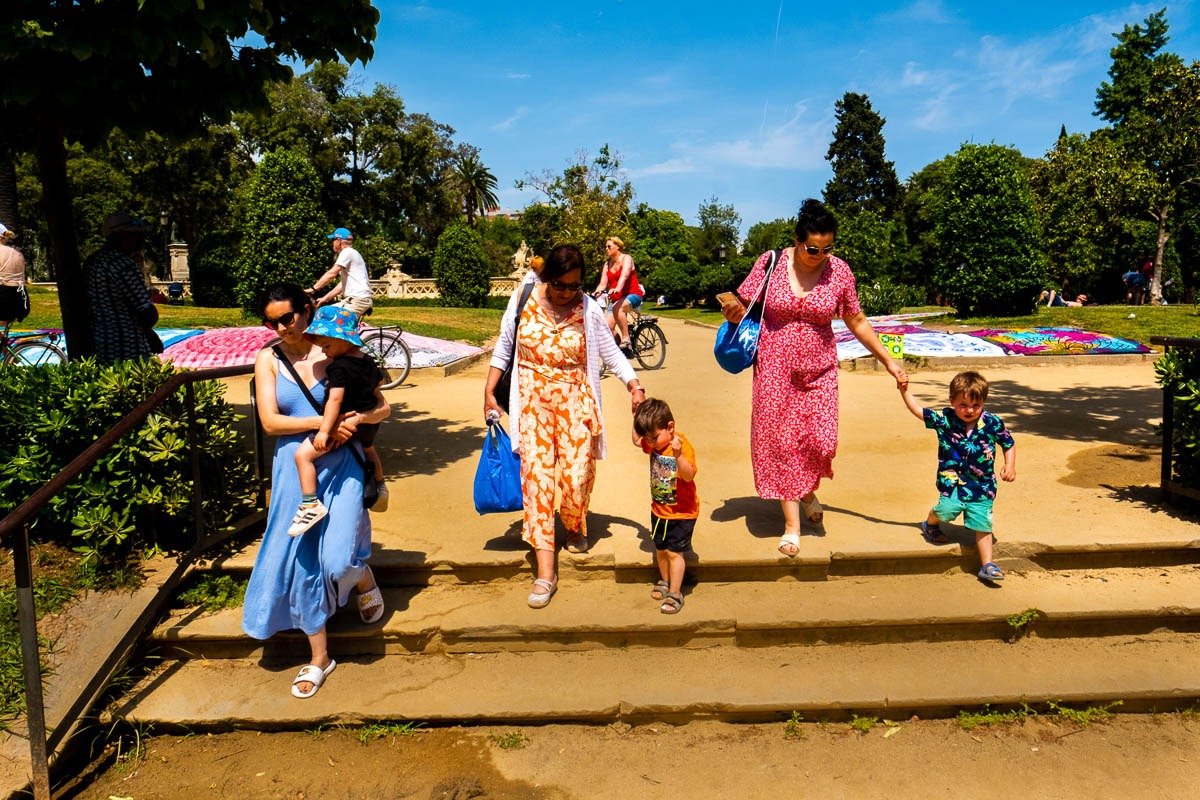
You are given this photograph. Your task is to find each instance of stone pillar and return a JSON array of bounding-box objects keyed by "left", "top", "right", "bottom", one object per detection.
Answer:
[{"left": 168, "top": 242, "right": 190, "bottom": 281}]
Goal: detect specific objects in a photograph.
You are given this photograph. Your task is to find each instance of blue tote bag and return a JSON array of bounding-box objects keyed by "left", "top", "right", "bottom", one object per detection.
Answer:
[
  {"left": 714, "top": 249, "right": 780, "bottom": 374},
  {"left": 473, "top": 420, "right": 523, "bottom": 514}
]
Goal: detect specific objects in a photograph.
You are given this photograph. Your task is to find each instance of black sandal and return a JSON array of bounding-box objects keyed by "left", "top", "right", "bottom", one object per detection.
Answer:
[{"left": 659, "top": 591, "right": 683, "bottom": 615}]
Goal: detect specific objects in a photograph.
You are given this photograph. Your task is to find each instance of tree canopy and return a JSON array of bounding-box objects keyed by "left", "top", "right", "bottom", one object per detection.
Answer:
[{"left": 824, "top": 92, "right": 901, "bottom": 218}]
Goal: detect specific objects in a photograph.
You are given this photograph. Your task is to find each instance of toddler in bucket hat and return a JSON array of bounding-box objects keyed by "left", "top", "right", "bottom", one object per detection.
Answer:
[
  {"left": 303, "top": 305, "right": 364, "bottom": 347},
  {"left": 287, "top": 305, "right": 389, "bottom": 537}
]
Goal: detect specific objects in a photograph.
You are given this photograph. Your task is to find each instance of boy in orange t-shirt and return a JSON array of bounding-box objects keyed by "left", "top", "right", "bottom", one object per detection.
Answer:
[{"left": 633, "top": 398, "right": 699, "bottom": 614}]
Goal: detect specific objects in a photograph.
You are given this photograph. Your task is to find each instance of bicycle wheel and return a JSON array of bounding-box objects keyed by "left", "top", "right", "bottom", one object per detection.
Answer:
[
  {"left": 6, "top": 340, "right": 67, "bottom": 367},
  {"left": 632, "top": 323, "right": 667, "bottom": 370},
  {"left": 361, "top": 328, "right": 412, "bottom": 389}
]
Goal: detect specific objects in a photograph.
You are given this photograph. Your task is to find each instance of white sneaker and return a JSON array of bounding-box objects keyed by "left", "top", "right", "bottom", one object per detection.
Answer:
[
  {"left": 372, "top": 481, "right": 389, "bottom": 513},
  {"left": 288, "top": 500, "right": 328, "bottom": 536}
]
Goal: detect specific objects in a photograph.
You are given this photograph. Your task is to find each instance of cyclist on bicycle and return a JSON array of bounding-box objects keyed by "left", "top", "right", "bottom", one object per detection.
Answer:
[
  {"left": 309, "top": 227, "right": 373, "bottom": 316},
  {"left": 593, "top": 236, "right": 644, "bottom": 356}
]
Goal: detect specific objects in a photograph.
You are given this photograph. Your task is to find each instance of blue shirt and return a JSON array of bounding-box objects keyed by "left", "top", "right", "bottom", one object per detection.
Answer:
[{"left": 923, "top": 408, "right": 1015, "bottom": 501}]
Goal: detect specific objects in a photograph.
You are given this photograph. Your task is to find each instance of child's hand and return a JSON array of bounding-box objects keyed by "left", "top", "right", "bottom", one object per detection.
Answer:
[
  {"left": 1000, "top": 464, "right": 1016, "bottom": 482},
  {"left": 670, "top": 435, "right": 682, "bottom": 457},
  {"left": 313, "top": 430, "right": 331, "bottom": 452}
]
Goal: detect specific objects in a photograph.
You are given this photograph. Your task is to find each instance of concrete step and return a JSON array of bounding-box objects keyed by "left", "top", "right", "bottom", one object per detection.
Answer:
[
  {"left": 116, "top": 631, "right": 1200, "bottom": 731},
  {"left": 151, "top": 565, "right": 1200, "bottom": 660},
  {"left": 207, "top": 523, "right": 1200, "bottom": 587}
]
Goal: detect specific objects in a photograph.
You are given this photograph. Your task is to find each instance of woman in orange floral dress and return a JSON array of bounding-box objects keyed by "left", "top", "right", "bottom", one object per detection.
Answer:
[{"left": 485, "top": 245, "right": 645, "bottom": 608}]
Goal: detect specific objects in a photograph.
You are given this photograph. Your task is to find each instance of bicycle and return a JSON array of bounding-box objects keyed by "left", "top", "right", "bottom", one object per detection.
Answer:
[
  {"left": 309, "top": 295, "right": 413, "bottom": 389},
  {"left": 595, "top": 292, "right": 668, "bottom": 370},
  {"left": 1, "top": 322, "right": 67, "bottom": 368}
]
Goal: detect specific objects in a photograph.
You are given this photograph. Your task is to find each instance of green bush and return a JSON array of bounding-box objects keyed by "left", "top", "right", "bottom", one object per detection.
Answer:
[
  {"left": 234, "top": 149, "right": 328, "bottom": 313},
  {"left": 858, "top": 276, "right": 927, "bottom": 316},
  {"left": 0, "top": 358, "right": 257, "bottom": 566},
  {"left": 932, "top": 144, "right": 1048, "bottom": 316},
  {"left": 433, "top": 222, "right": 491, "bottom": 308},
  {"left": 1155, "top": 345, "right": 1200, "bottom": 491},
  {"left": 190, "top": 228, "right": 241, "bottom": 307}
]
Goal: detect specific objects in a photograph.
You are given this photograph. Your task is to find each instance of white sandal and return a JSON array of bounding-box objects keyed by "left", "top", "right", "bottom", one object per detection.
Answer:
[
  {"left": 527, "top": 577, "right": 557, "bottom": 608},
  {"left": 800, "top": 494, "right": 824, "bottom": 524},
  {"left": 290, "top": 660, "right": 336, "bottom": 699},
  {"left": 777, "top": 531, "right": 801, "bottom": 558}
]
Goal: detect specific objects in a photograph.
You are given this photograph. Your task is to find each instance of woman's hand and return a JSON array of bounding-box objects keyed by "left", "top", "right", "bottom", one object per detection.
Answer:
[
  {"left": 887, "top": 359, "right": 908, "bottom": 390},
  {"left": 483, "top": 392, "right": 504, "bottom": 423},
  {"left": 332, "top": 411, "right": 360, "bottom": 444},
  {"left": 721, "top": 303, "right": 746, "bottom": 324},
  {"left": 629, "top": 382, "right": 646, "bottom": 413}
]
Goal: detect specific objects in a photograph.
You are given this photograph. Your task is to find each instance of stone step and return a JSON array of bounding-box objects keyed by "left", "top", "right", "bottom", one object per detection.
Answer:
[
  {"left": 208, "top": 523, "right": 1200, "bottom": 587},
  {"left": 151, "top": 565, "right": 1200, "bottom": 660},
  {"left": 117, "top": 631, "right": 1200, "bottom": 731}
]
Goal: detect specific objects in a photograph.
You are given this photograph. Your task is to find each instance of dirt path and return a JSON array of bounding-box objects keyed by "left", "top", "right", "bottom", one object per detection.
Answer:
[{"left": 68, "top": 714, "right": 1200, "bottom": 799}]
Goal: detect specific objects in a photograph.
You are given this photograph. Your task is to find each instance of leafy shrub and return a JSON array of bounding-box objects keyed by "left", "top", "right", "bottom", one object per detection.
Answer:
[
  {"left": 0, "top": 358, "right": 257, "bottom": 566},
  {"left": 190, "top": 228, "right": 241, "bottom": 307},
  {"left": 233, "top": 149, "right": 328, "bottom": 313},
  {"left": 932, "top": 144, "right": 1048, "bottom": 316},
  {"left": 1155, "top": 345, "right": 1200, "bottom": 491},
  {"left": 858, "top": 276, "right": 926, "bottom": 316},
  {"left": 433, "top": 222, "right": 491, "bottom": 308}
]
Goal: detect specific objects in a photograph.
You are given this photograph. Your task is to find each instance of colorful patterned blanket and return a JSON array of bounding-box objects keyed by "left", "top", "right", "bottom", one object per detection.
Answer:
[{"left": 967, "top": 327, "right": 1152, "bottom": 356}]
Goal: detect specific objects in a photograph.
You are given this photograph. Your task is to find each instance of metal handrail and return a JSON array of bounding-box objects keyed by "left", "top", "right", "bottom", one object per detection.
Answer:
[
  {"left": 1, "top": 363, "right": 262, "bottom": 800},
  {"left": 1149, "top": 336, "right": 1200, "bottom": 504}
]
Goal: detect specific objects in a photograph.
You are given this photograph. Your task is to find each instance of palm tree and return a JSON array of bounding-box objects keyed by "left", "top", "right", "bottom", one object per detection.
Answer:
[{"left": 452, "top": 153, "right": 499, "bottom": 226}]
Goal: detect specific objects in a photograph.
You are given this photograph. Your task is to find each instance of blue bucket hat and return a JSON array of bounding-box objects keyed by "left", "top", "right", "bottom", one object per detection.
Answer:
[
  {"left": 327, "top": 227, "right": 353, "bottom": 240},
  {"left": 303, "top": 305, "right": 363, "bottom": 347}
]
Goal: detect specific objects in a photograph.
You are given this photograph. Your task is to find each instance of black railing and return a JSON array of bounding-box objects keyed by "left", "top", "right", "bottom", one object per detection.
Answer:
[
  {"left": 0, "top": 364, "right": 263, "bottom": 800},
  {"left": 1150, "top": 336, "right": 1200, "bottom": 505}
]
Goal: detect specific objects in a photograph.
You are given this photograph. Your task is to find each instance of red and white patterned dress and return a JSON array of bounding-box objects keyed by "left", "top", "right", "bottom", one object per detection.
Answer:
[{"left": 737, "top": 251, "right": 862, "bottom": 500}]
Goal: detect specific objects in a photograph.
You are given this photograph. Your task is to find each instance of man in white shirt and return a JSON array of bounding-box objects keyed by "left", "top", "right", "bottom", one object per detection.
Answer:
[{"left": 310, "top": 227, "right": 373, "bottom": 316}]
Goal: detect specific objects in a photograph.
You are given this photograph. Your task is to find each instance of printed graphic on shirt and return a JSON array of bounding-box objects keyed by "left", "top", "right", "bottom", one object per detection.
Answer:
[{"left": 650, "top": 452, "right": 678, "bottom": 504}]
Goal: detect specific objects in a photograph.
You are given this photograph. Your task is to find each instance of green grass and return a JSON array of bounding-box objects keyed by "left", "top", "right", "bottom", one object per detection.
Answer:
[
  {"left": 173, "top": 573, "right": 247, "bottom": 613},
  {"left": 488, "top": 730, "right": 529, "bottom": 750},
  {"left": 783, "top": 711, "right": 805, "bottom": 740},
  {"left": 1048, "top": 700, "right": 1121, "bottom": 726},
  {"left": 957, "top": 704, "right": 1038, "bottom": 730},
  {"left": 849, "top": 714, "right": 878, "bottom": 734},
  {"left": 1005, "top": 608, "right": 1043, "bottom": 641},
  {"left": 356, "top": 721, "right": 427, "bottom": 744},
  {"left": 23, "top": 284, "right": 1199, "bottom": 348}
]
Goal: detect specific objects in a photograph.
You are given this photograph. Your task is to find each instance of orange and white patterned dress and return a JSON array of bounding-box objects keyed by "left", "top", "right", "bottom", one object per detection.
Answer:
[{"left": 515, "top": 300, "right": 600, "bottom": 551}]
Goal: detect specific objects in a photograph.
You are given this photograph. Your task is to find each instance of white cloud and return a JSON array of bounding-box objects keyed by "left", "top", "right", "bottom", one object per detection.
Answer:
[
  {"left": 505, "top": 70, "right": 531, "bottom": 80},
  {"left": 665, "top": 103, "right": 831, "bottom": 171},
  {"left": 1075, "top": 4, "right": 1164, "bottom": 53},
  {"left": 976, "top": 35, "right": 1083, "bottom": 107},
  {"left": 877, "top": 0, "right": 957, "bottom": 26},
  {"left": 492, "top": 106, "right": 529, "bottom": 132},
  {"left": 629, "top": 157, "right": 698, "bottom": 178},
  {"left": 901, "top": 61, "right": 932, "bottom": 87}
]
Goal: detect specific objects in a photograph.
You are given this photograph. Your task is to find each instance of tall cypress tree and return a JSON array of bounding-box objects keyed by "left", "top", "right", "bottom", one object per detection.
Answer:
[{"left": 823, "top": 92, "right": 901, "bottom": 217}]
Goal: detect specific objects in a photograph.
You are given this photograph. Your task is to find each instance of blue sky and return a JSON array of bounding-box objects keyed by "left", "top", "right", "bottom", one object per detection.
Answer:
[{"left": 353, "top": 1, "right": 1199, "bottom": 234}]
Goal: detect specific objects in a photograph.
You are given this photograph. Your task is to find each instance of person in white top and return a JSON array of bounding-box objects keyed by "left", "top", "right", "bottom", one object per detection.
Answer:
[
  {"left": 310, "top": 227, "right": 373, "bottom": 316},
  {"left": 0, "top": 223, "right": 29, "bottom": 327}
]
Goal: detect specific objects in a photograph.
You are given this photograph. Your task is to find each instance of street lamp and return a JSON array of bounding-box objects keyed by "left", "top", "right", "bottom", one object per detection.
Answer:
[{"left": 718, "top": 244, "right": 727, "bottom": 265}]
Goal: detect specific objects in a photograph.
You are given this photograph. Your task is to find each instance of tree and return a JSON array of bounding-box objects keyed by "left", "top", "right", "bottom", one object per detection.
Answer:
[
  {"left": 833, "top": 209, "right": 911, "bottom": 283},
  {"left": 233, "top": 150, "right": 328, "bottom": 313},
  {"left": 518, "top": 145, "right": 633, "bottom": 267},
  {"left": 0, "top": 2, "right": 378, "bottom": 356},
  {"left": 824, "top": 92, "right": 901, "bottom": 218},
  {"left": 432, "top": 222, "right": 491, "bottom": 308},
  {"left": 451, "top": 152, "right": 500, "bottom": 226},
  {"left": 1095, "top": 10, "right": 1200, "bottom": 303},
  {"left": 692, "top": 197, "right": 741, "bottom": 265},
  {"left": 901, "top": 156, "right": 956, "bottom": 300},
  {"left": 627, "top": 204, "right": 699, "bottom": 301},
  {"left": 519, "top": 203, "right": 565, "bottom": 259},
  {"left": 743, "top": 218, "right": 794, "bottom": 257},
  {"left": 477, "top": 215, "right": 525, "bottom": 275},
  {"left": 932, "top": 144, "right": 1047, "bottom": 315}
]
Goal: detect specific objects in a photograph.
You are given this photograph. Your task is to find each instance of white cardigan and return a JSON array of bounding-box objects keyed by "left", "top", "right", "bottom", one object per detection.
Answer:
[{"left": 489, "top": 281, "right": 637, "bottom": 459}]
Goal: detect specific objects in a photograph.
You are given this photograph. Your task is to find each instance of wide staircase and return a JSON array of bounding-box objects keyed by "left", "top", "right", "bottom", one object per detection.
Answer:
[
  {"left": 116, "top": 520, "right": 1200, "bottom": 730},
  {"left": 115, "top": 337, "right": 1200, "bottom": 730}
]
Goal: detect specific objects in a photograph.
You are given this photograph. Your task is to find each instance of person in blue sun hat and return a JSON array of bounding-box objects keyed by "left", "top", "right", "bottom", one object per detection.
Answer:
[{"left": 288, "top": 305, "right": 389, "bottom": 536}]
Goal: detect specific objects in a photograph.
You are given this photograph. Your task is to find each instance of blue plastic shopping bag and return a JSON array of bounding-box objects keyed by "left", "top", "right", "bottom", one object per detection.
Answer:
[{"left": 472, "top": 421, "right": 523, "bottom": 514}]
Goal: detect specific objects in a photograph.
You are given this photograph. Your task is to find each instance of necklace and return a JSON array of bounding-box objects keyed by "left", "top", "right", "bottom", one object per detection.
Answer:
[{"left": 279, "top": 343, "right": 312, "bottom": 362}]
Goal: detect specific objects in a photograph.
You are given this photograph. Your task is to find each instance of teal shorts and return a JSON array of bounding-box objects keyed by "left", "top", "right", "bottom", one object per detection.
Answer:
[{"left": 932, "top": 495, "right": 994, "bottom": 533}]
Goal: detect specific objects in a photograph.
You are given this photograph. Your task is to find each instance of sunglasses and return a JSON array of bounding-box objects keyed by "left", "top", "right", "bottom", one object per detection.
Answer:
[
  {"left": 548, "top": 280, "right": 583, "bottom": 292},
  {"left": 801, "top": 244, "right": 835, "bottom": 256},
  {"left": 263, "top": 310, "right": 299, "bottom": 329}
]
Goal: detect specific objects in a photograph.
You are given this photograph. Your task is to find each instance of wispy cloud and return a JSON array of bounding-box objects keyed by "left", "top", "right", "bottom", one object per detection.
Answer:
[
  {"left": 976, "top": 35, "right": 1084, "bottom": 107},
  {"left": 877, "top": 0, "right": 957, "bottom": 26},
  {"left": 492, "top": 106, "right": 529, "bottom": 132},
  {"left": 901, "top": 61, "right": 933, "bottom": 88},
  {"left": 1075, "top": 3, "right": 1165, "bottom": 53},
  {"left": 629, "top": 157, "right": 699, "bottom": 178},
  {"left": 505, "top": 70, "right": 531, "bottom": 80},
  {"left": 660, "top": 103, "right": 831, "bottom": 172}
]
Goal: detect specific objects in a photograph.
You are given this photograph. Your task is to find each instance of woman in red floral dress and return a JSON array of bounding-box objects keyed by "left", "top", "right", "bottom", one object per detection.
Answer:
[{"left": 725, "top": 199, "right": 907, "bottom": 557}]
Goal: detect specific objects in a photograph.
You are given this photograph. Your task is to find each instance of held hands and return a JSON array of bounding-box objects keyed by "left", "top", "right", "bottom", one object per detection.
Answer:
[
  {"left": 313, "top": 430, "right": 331, "bottom": 452},
  {"left": 332, "top": 411, "right": 360, "bottom": 444},
  {"left": 888, "top": 359, "right": 908, "bottom": 390}
]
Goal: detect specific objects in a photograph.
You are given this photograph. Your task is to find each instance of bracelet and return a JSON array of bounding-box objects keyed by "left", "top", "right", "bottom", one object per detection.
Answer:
[{"left": 630, "top": 385, "right": 645, "bottom": 394}]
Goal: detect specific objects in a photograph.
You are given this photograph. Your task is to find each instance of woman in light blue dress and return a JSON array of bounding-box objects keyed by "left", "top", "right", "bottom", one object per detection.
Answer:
[{"left": 242, "top": 283, "right": 390, "bottom": 698}]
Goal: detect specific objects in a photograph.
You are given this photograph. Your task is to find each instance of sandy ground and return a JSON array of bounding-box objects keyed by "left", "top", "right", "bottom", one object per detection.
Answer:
[{"left": 65, "top": 715, "right": 1200, "bottom": 799}]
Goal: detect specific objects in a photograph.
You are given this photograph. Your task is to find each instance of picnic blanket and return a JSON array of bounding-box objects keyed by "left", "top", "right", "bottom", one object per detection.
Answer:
[{"left": 967, "top": 327, "right": 1152, "bottom": 356}]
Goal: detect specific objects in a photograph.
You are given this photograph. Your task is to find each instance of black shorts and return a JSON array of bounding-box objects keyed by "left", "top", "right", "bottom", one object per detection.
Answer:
[
  {"left": 650, "top": 514, "right": 696, "bottom": 553},
  {"left": 0, "top": 285, "right": 29, "bottom": 323},
  {"left": 354, "top": 422, "right": 379, "bottom": 448}
]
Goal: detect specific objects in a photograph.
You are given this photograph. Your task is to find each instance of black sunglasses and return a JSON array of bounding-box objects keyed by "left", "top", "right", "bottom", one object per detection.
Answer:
[
  {"left": 801, "top": 244, "right": 835, "bottom": 256},
  {"left": 548, "top": 280, "right": 583, "bottom": 292},
  {"left": 263, "top": 310, "right": 299, "bottom": 329}
]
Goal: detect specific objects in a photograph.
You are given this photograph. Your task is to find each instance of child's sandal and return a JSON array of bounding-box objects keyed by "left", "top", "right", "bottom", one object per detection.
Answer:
[
  {"left": 650, "top": 580, "right": 670, "bottom": 600},
  {"left": 659, "top": 591, "right": 683, "bottom": 615}
]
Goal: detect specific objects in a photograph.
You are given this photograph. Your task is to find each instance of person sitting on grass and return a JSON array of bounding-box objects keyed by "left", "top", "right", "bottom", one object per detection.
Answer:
[
  {"left": 898, "top": 371, "right": 1016, "bottom": 584},
  {"left": 288, "top": 306, "right": 388, "bottom": 536},
  {"left": 632, "top": 398, "right": 699, "bottom": 614}
]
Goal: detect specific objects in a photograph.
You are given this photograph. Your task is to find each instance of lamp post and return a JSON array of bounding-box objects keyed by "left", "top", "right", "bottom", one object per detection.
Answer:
[{"left": 718, "top": 244, "right": 726, "bottom": 266}]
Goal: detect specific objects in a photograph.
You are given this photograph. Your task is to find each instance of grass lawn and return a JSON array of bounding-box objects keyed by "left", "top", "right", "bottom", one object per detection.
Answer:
[
  {"left": 21, "top": 286, "right": 1200, "bottom": 347},
  {"left": 648, "top": 302, "right": 1200, "bottom": 345},
  {"left": 21, "top": 286, "right": 504, "bottom": 347}
]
